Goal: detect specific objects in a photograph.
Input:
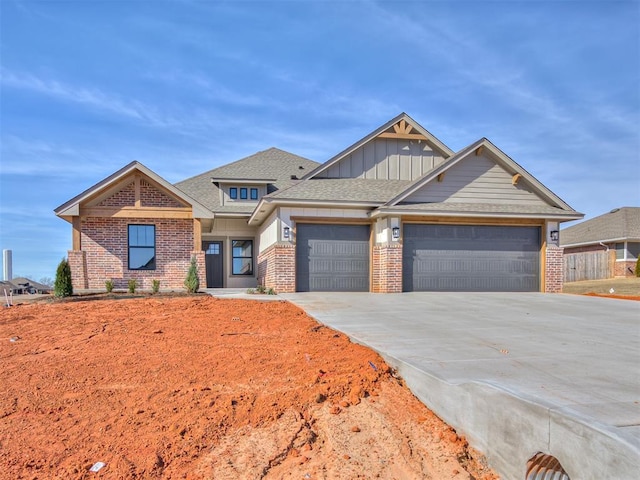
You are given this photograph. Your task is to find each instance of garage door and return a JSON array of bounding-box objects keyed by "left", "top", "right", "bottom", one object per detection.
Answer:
[
  {"left": 403, "top": 224, "right": 540, "bottom": 292},
  {"left": 296, "top": 224, "right": 370, "bottom": 292}
]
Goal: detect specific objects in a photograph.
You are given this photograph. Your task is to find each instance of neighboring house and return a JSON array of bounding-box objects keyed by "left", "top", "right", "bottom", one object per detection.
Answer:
[
  {"left": 55, "top": 113, "right": 582, "bottom": 293},
  {"left": 0, "top": 278, "right": 52, "bottom": 294},
  {"left": 561, "top": 207, "right": 640, "bottom": 278}
]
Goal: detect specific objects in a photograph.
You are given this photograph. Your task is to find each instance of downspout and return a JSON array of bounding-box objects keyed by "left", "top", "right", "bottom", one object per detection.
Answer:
[{"left": 599, "top": 242, "right": 609, "bottom": 251}]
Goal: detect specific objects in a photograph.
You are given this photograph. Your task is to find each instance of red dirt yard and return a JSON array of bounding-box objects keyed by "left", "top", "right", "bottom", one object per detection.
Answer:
[{"left": 0, "top": 296, "right": 497, "bottom": 479}]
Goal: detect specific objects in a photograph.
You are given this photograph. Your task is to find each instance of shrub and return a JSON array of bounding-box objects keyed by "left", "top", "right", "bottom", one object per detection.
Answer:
[
  {"left": 54, "top": 258, "right": 73, "bottom": 298},
  {"left": 184, "top": 257, "right": 200, "bottom": 294},
  {"left": 246, "top": 288, "right": 255, "bottom": 294},
  {"left": 636, "top": 257, "right": 640, "bottom": 277},
  {"left": 256, "top": 284, "right": 266, "bottom": 294},
  {"left": 152, "top": 279, "right": 160, "bottom": 294},
  {"left": 105, "top": 280, "right": 114, "bottom": 293},
  {"left": 128, "top": 279, "right": 137, "bottom": 294},
  {"left": 267, "top": 287, "right": 276, "bottom": 295}
]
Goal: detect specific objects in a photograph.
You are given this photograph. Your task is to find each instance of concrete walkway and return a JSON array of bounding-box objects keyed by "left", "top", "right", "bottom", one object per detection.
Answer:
[{"left": 280, "top": 292, "right": 640, "bottom": 480}]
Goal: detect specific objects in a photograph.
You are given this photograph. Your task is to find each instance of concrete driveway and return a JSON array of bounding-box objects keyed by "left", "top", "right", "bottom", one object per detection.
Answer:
[{"left": 281, "top": 292, "right": 640, "bottom": 480}]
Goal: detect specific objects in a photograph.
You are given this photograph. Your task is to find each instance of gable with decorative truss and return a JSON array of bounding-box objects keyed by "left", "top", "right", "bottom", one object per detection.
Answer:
[{"left": 308, "top": 113, "right": 454, "bottom": 181}]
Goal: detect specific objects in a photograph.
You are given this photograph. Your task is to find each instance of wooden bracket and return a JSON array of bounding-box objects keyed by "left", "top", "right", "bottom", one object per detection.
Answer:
[
  {"left": 475, "top": 145, "right": 484, "bottom": 156},
  {"left": 512, "top": 173, "right": 522, "bottom": 185},
  {"left": 437, "top": 172, "right": 446, "bottom": 182}
]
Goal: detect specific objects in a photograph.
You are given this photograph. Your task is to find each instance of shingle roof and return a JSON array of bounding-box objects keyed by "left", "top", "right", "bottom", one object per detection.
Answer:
[
  {"left": 174, "top": 148, "right": 319, "bottom": 212},
  {"left": 378, "top": 202, "right": 577, "bottom": 217},
  {"left": 561, "top": 207, "right": 640, "bottom": 246},
  {"left": 266, "top": 178, "right": 413, "bottom": 203}
]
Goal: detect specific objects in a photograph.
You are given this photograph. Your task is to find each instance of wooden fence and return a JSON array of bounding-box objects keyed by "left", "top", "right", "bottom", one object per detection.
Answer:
[{"left": 564, "top": 251, "right": 613, "bottom": 282}]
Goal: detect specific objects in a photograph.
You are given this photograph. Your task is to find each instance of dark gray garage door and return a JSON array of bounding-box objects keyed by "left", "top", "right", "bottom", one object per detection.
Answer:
[
  {"left": 403, "top": 224, "right": 540, "bottom": 292},
  {"left": 296, "top": 224, "right": 370, "bottom": 292}
]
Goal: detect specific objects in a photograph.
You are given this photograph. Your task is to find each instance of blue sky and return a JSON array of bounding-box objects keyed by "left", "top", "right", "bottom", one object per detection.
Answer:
[{"left": 1, "top": 0, "right": 639, "bottom": 281}]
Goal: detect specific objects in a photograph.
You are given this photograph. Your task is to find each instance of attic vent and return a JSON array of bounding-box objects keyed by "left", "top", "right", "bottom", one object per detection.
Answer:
[
  {"left": 298, "top": 165, "right": 305, "bottom": 170},
  {"left": 290, "top": 175, "right": 297, "bottom": 180},
  {"left": 526, "top": 452, "right": 570, "bottom": 480},
  {"left": 610, "top": 208, "right": 620, "bottom": 213}
]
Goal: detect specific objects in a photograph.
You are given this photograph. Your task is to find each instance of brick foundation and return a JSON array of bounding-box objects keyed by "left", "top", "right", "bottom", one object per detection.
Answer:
[
  {"left": 257, "top": 243, "right": 296, "bottom": 293},
  {"left": 372, "top": 244, "right": 403, "bottom": 293},
  {"left": 545, "top": 246, "right": 564, "bottom": 293}
]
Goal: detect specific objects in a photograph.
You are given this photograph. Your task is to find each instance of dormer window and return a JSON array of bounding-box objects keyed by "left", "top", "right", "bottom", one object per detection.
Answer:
[
  {"left": 240, "top": 188, "right": 248, "bottom": 199},
  {"left": 250, "top": 188, "right": 258, "bottom": 200},
  {"left": 230, "top": 187, "right": 238, "bottom": 199}
]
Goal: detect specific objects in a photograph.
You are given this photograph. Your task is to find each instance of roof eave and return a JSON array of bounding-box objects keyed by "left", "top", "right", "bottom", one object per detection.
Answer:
[{"left": 371, "top": 207, "right": 584, "bottom": 221}]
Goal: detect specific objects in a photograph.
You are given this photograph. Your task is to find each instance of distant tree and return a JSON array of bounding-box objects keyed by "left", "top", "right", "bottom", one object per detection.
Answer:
[
  {"left": 54, "top": 258, "right": 73, "bottom": 298},
  {"left": 184, "top": 257, "right": 200, "bottom": 294},
  {"left": 635, "top": 257, "right": 640, "bottom": 277},
  {"left": 39, "top": 277, "right": 54, "bottom": 287}
]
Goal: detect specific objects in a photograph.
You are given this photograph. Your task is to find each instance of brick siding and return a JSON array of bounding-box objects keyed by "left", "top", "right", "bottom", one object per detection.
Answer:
[
  {"left": 545, "top": 245, "right": 564, "bottom": 293},
  {"left": 71, "top": 180, "right": 204, "bottom": 292},
  {"left": 372, "top": 244, "right": 402, "bottom": 293},
  {"left": 257, "top": 243, "right": 296, "bottom": 293},
  {"left": 615, "top": 260, "right": 637, "bottom": 277}
]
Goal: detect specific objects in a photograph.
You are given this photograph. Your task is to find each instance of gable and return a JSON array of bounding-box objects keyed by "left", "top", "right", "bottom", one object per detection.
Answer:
[
  {"left": 306, "top": 113, "right": 453, "bottom": 181},
  {"left": 89, "top": 175, "right": 188, "bottom": 209},
  {"left": 317, "top": 137, "right": 448, "bottom": 181},
  {"left": 403, "top": 153, "right": 551, "bottom": 207}
]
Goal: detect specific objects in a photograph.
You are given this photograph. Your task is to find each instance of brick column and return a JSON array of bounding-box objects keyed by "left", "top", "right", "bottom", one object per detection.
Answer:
[
  {"left": 372, "top": 244, "right": 403, "bottom": 293},
  {"left": 190, "top": 250, "right": 206, "bottom": 291},
  {"left": 545, "top": 245, "right": 564, "bottom": 293},
  {"left": 67, "top": 250, "right": 88, "bottom": 290},
  {"left": 257, "top": 243, "right": 296, "bottom": 293}
]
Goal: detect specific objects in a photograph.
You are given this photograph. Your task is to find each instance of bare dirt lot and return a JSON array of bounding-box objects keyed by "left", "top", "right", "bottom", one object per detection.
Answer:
[
  {"left": 0, "top": 296, "right": 497, "bottom": 480},
  {"left": 563, "top": 277, "right": 640, "bottom": 300}
]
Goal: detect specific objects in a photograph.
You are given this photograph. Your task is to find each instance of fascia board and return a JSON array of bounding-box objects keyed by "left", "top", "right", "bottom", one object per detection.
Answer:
[{"left": 371, "top": 207, "right": 584, "bottom": 221}]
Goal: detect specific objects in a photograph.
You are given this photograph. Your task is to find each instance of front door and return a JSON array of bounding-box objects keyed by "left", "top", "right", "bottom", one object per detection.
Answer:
[{"left": 203, "top": 241, "right": 223, "bottom": 288}]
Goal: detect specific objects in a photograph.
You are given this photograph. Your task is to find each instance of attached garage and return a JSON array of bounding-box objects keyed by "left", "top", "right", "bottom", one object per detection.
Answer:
[
  {"left": 402, "top": 224, "right": 541, "bottom": 292},
  {"left": 296, "top": 224, "right": 370, "bottom": 292}
]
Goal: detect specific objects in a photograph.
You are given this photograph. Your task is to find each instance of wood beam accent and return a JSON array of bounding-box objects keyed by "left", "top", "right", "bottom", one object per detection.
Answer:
[
  {"left": 72, "top": 216, "right": 82, "bottom": 250},
  {"left": 378, "top": 132, "right": 428, "bottom": 141},
  {"left": 134, "top": 175, "right": 141, "bottom": 208},
  {"left": 512, "top": 173, "right": 522, "bottom": 185},
  {"left": 437, "top": 172, "right": 446, "bottom": 182},
  {"left": 80, "top": 206, "right": 193, "bottom": 219},
  {"left": 475, "top": 145, "right": 484, "bottom": 156},
  {"left": 193, "top": 218, "right": 202, "bottom": 250}
]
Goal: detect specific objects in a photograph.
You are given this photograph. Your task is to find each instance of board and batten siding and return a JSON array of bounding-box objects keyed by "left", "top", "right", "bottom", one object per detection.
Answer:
[
  {"left": 318, "top": 138, "right": 447, "bottom": 181},
  {"left": 405, "top": 155, "right": 549, "bottom": 205},
  {"left": 258, "top": 211, "right": 278, "bottom": 254}
]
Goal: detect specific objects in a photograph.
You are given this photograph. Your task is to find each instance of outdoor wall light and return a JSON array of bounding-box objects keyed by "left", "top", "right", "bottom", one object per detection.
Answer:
[
  {"left": 550, "top": 230, "right": 559, "bottom": 242},
  {"left": 392, "top": 226, "right": 400, "bottom": 240},
  {"left": 283, "top": 226, "right": 290, "bottom": 240}
]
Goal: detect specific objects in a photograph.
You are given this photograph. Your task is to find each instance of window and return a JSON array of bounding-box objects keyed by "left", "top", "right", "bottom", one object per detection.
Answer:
[
  {"left": 250, "top": 188, "right": 259, "bottom": 200},
  {"left": 615, "top": 243, "right": 625, "bottom": 260},
  {"left": 240, "top": 187, "right": 248, "bottom": 199},
  {"left": 627, "top": 242, "right": 640, "bottom": 260},
  {"left": 128, "top": 225, "right": 155, "bottom": 270},
  {"left": 206, "top": 243, "right": 220, "bottom": 255},
  {"left": 232, "top": 240, "right": 253, "bottom": 275},
  {"left": 229, "top": 187, "right": 238, "bottom": 199}
]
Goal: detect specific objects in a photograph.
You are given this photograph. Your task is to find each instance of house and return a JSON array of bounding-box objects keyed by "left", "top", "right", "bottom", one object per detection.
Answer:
[
  {"left": 561, "top": 207, "right": 640, "bottom": 278},
  {"left": 0, "top": 278, "right": 52, "bottom": 294},
  {"left": 55, "top": 113, "right": 583, "bottom": 293}
]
